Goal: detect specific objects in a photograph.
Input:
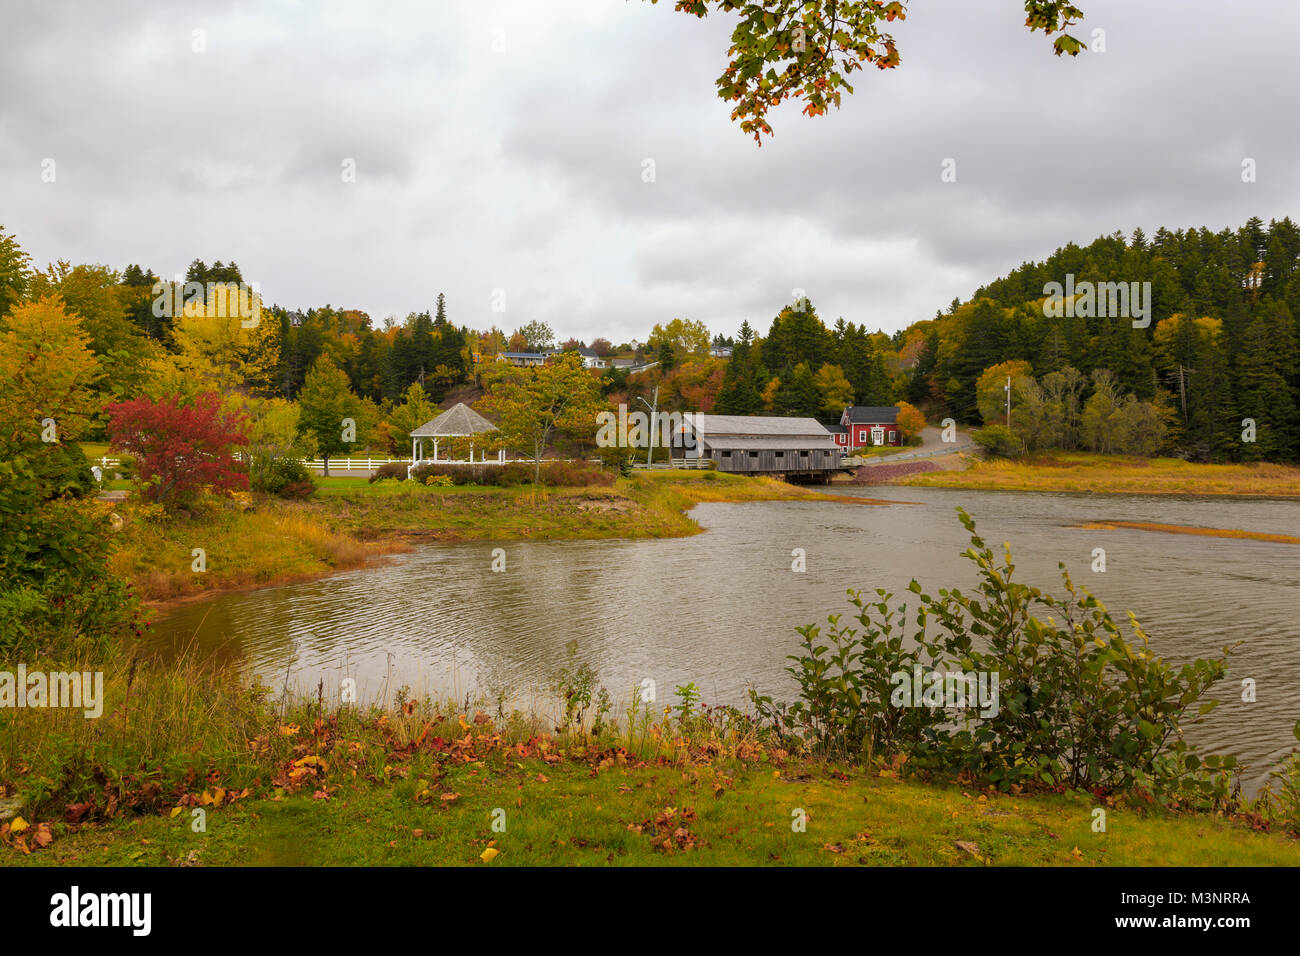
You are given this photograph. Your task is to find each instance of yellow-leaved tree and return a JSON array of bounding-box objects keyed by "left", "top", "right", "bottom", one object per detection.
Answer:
[
  {"left": 976, "top": 360, "right": 1036, "bottom": 426},
  {"left": 146, "top": 284, "right": 278, "bottom": 399},
  {"left": 479, "top": 352, "right": 605, "bottom": 484},
  {"left": 0, "top": 296, "right": 101, "bottom": 446}
]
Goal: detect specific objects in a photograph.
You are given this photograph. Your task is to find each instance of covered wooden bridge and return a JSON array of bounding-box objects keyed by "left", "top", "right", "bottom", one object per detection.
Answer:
[{"left": 672, "top": 414, "right": 845, "bottom": 481}]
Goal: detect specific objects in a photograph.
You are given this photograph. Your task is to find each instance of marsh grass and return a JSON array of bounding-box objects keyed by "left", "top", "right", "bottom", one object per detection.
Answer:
[
  {"left": 109, "top": 471, "right": 846, "bottom": 605},
  {"left": 898, "top": 453, "right": 1300, "bottom": 496}
]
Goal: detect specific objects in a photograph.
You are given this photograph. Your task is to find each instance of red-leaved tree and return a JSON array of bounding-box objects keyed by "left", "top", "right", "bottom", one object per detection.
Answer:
[{"left": 106, "top": 391, "right": 249, "bottom": 507}]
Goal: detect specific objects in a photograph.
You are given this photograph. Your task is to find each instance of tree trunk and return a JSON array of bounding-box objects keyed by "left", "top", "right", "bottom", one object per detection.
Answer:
[{"left": 322, "top": 454, "right": 330, "bottom": 477}]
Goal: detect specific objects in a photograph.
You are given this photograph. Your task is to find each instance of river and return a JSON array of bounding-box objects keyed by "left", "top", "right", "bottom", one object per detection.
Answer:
[{"left": 146, "top": 486, "right": 1300, "bottom": 793}]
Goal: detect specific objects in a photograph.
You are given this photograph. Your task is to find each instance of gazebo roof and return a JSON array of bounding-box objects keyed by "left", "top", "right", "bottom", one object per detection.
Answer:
[{"left": 411, "top": 402, "right": 497, "bottom": 438}]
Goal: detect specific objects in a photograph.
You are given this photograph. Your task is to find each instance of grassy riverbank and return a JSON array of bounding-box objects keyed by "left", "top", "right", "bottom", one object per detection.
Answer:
[
  {"left": 13, "top": 759, "right": 1299, "bottom": 867},
  {"left": 108, "top": 471, "right": 882, "bottom": 604},
  {"left": 8, "top": 474, "right": 1300, "bottom": 867},
  {"left": 894, "top": 452, "right": 1300, "bottom": 496},
  {"left": 4, "top": 671, "right": 1296, "bottom": 867}
]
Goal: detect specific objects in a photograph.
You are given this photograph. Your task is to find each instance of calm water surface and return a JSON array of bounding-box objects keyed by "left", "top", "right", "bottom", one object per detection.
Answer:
[{"left": 147, "top": 487, "right": 1300, "bottom": 793}]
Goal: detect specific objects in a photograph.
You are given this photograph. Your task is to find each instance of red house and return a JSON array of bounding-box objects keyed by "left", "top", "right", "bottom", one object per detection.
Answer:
[{"left": 840, "top": 406, "right": 901, "bottom": 450}]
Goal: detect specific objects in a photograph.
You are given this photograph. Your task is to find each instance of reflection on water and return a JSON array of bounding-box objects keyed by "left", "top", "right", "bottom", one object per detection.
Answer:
[{"left": 146, "top": 487, "right": 1300, "bottom": 794}]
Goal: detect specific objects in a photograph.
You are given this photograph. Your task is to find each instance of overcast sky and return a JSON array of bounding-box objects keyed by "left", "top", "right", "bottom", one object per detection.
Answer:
[{"left": 2, "top": 0, "right": 1296, "bottom": 342}]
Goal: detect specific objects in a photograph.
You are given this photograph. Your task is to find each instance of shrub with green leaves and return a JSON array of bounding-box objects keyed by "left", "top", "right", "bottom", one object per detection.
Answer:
[
  {"left": 1260, "top": 722, "right": 1300, "bottom": 835},
  {"left": 752, "top": 509, "right": 1236, "bottom": 805},
  {"left": 972, "top": 423, "right": 1024, "bottom": 458},
  {"left": 14, "top": 440, "right": 96, "bottom": 500},
  {"left": 250, "top": 456, "right": 316, "bottom": 498},
  {"left": 0, "top": 455, "right": 139, "bottom": 657}
]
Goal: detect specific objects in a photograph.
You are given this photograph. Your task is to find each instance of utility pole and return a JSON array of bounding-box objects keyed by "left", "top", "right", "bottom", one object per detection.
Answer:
[
  {"left": 1005, "top": 375, "right": 1012, "bottom": 429},
  {"left": 1165, "top": 366, "right": 1193, "bottom": 423},
  {"left": 637, "top": 385, "right": 660, "bottom": 467}
]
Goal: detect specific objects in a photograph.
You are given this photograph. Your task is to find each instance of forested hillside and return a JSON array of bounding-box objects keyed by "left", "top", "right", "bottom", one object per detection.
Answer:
[{"left": 699, "top": 216, "right": 1300, "bottom": 462}]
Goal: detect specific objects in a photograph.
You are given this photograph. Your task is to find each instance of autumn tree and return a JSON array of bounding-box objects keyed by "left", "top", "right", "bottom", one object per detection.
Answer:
[
  {"left": 651, "top": 0, "right": 1085, "bottom": 143},
  {"left": 29, "top": 261, "right": 157, "bottom": 403},
  {"left": 106, "top": 391, "right": 250, "bottom": 507},
  {"left": 1080, "top": 370, "right": 1167, "bottom": 457},
  {"left": 516, "top": 320, "right": 555, "bottom": 351},
  {"left": 382, "top": 382, "right": 439, "bottom": 456},
  {"left": 894, "top": 400, "right": 926, "bottom": 442},
  {"left": 647, "top": 318, "right": 711, "bottom": 359},
  {"left": 479, "top": 352, "right": 605, "bottom": 483},
  {"left": 976, "top": 359, "right": 1035, "bottom": 426},
  {"left": 814, "top": 363, "right": 854, "bottom": 416},
  {"left": 297, "top": 354, "right": 364, "bottom": 475},
  {"left": 0, "top": 296, "right": 101, "bottom": 447},
  {"left": 146, "top": 283, "right": 278, "bottom": 399},
  {"left": 244, "top": 396, "right": 316, "bottom": 461},
  {"left": 0, "top": 224, "right": 31, "bottom": 321}
]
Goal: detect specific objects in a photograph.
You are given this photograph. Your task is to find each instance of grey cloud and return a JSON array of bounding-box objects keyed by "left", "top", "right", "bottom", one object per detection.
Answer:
[{"left": 1, "top": 0, "right": 1297, "bottom": 344}]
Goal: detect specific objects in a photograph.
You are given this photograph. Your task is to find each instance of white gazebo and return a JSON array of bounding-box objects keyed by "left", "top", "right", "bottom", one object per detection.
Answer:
[{"left": 410, "top": 403, "right": 501, "bottom": 474}]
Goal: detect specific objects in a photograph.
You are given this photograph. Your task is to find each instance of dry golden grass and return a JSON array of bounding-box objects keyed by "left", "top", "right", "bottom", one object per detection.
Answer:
[
  {"left": 898, "top": 453, "right": 1300, "bottom": 497},
  {"left": 1075, "top": 521, "right": 1300, "bottom": 544},
  {"left": 110, "top": 500, "right": 397, "bottom": 604}
]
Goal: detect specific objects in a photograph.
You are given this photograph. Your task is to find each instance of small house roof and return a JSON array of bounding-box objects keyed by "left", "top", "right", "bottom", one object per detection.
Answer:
[
  {"left": 843, "top": 405, "right": 899, "bottom": 425},
  {"left": 411, "top": 402, "right": 498, "bottom": 437}
]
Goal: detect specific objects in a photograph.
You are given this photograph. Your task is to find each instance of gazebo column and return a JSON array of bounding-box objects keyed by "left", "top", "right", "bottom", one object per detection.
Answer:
[{"left": 433, "top": 439, "right": 438, "bottom": 461}]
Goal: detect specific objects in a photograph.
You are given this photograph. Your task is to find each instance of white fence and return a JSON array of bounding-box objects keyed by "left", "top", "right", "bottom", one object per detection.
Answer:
[
  {"left": 85, "top": 455, "right": 412, "bottom": 472},
  {"left": 631, "top": 458, "right": 713, "bottom": 470},
  {"left": 300, "top": 457, "right": 410, "bottom": 472},
  {"left": 86, "top": 454, "right": 622, "bottom": 476}
]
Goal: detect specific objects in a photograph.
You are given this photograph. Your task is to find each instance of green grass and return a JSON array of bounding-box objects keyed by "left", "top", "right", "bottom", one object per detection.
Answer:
[
  {"left": 4, "top": 632, "right": 1296, "bottom": 867},
  {"left": 13, "top": 760, "right": 1298, "bottom": 867},
  {"left": 78, "top": 442, "right": 111, "bottom": 461}
]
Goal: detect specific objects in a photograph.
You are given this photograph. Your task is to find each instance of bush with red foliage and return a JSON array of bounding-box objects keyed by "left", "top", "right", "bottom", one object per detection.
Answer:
[{"left": 106, "top": 392, "right": 250, "bottom": 507}]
